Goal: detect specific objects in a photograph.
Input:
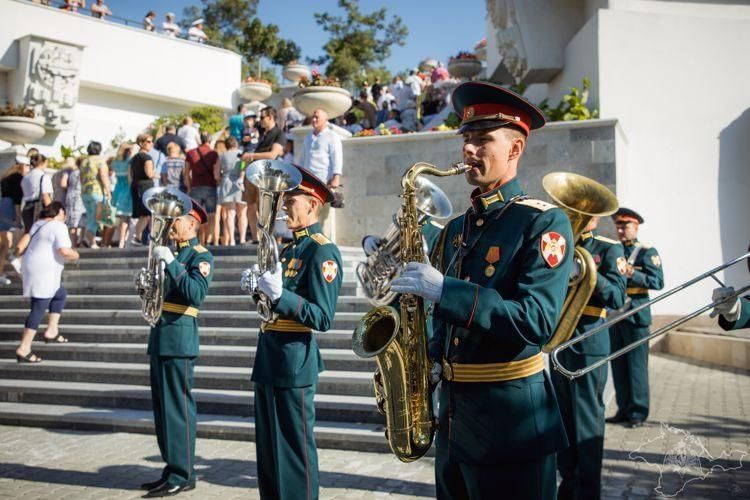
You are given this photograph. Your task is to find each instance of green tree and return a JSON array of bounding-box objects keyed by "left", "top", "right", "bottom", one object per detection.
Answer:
[{"left": 313, "top": 0, "right": 408, "bottom": 85}]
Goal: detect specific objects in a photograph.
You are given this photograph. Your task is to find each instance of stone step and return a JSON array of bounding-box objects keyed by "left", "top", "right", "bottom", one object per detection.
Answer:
[
  {"left": 72, "top": 245, "right": 365, "bottom": 259},
  {"left": 59, "top": 268, "right": 361, "bottom": 282},
  {"left": 0, "top": 402, "right": 392, "bottom": 453},
  {"left": 0, "top": 281, "right": 361, "bottom": 296},
  {"left": 0, "top": 309, "right": 364, "bottom": 329},
  {"left": 0, "top": 359, "right": 375, "bottom": 396},
  {"left": 0, "top": 341, "right": 374, "bottom": 372},
  {"left": 0, "top": 324, "right": 358, "bottom": 349},
  {"left": 0, "top": 294, "right": 373, "bottom": 313},
  {"left": 0, "top": 379, "right": 382, "bottom": 424}
]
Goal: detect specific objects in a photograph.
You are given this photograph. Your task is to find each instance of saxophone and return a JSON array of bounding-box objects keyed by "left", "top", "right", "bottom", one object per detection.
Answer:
[{"left": 352, "top": 161, "right": 469, "bottom": 462}]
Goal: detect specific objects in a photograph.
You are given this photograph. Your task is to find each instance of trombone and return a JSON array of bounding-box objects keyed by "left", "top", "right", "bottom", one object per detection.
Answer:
[{"left": 551, "top": 251, "right": 750, "bottom": 380}]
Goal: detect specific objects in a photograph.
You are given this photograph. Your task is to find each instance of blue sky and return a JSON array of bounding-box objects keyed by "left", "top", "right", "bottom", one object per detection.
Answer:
[{"left": 112, "top": 0, "right": 486, "bottom": 76}]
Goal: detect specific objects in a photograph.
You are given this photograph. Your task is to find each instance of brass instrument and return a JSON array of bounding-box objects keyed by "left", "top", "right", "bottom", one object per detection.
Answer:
[
  {"left": 541, "top": 172, "right": 619, "bottom": 352},
  {"left": 240, "top": 160, "right": 302, "bottom": 322},
  {"left": 352, "top": 161, "right": 470, "bottom": 462},
  {"left": 552, "top": 252, "right": 750, "bottom": 379},
  {"left": 135, "top": 187, "right": 193, "bottom": 327},
  {"left": 356, "top": 176, "right": 454, "bottom": 306}
]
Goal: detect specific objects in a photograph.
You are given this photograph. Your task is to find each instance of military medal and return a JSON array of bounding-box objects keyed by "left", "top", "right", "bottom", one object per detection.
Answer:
[
  {"left": 452, "top": 234, "right": 462, "bottom": 248},
  {"left": 484, "top": 246, "right": 500, "bottom": 276}
]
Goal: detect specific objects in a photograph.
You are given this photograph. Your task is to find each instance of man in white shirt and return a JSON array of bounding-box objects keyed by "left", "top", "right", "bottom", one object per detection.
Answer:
[
  {"left": 188, "top": 19, "right": 208, "bottom": 43},
  {"left": 90, "top": 0, "right": 111, "bottom": 19},
  {"left": 300, "top": 108, "right": 343, "bottom": 241},
  {"left": 162, "top": 13, "right": 181, "bottom": 37},
  {"left": 178, "top": 116, "right": 201, "bottom": 152}
]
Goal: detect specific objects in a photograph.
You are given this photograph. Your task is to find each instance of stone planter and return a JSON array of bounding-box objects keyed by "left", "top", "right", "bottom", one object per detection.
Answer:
[
  {"left": 293, "top": 86, "right": 352, "bottom": 119},
  {"left": 238, "top": 81, "right": 273, "bottom": 102},
  {"left": 282, "top": 64, "right": 312, "bottom": 84},
  {"left": 0, "top": 116, "right": 46, "bottom": 145},
  {"left": 448, "top": 58, "right": 483, "bottom": 79}
]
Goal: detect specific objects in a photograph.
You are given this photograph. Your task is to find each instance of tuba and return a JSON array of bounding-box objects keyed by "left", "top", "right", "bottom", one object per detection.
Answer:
[
  {"left": 135, "top": 187, "right": 193, "bottom": 327},
  {"left": 240, "top": 160, "right": 302, "bottom": 322},
  {"left": 541, "top": 172, "right": 619, "bottom": 352},
  {"left": 352, "top": 161, "right": 469, "bottom": 462},
  {"left": 356, "top": 176, "right": 454, "bottom": 306}
]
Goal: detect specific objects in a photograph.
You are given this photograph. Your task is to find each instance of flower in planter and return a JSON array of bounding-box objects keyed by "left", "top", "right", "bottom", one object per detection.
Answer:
[
  {"left": 474, "top": 38, "right": 487, "bottom": 50},
  {"left": 354, "top": 129, "right": 377, "bottom": 138},
  {"left": 449, "top": 51, "right": 479, "bottom": 62},
  {"left": 0, "top": 105, "right": 36, "bottom": 118},
  {"left": 297, "top": 71, "right": 341, "bottom": 88},
  {"left": 243, "top": 76, "right": 273, "bottom": 86}
]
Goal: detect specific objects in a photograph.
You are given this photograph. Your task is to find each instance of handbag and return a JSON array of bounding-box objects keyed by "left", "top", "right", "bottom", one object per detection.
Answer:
[{"left": 98, "top": 197, "right": 116, "bottom": 227}]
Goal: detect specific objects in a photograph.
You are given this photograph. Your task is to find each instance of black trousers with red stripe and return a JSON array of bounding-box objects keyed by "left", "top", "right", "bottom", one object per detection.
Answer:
[
  {"left": 149, "top": 355, "right": 197, "bottom": 487},
  {"left": 254, "top": 383, "right": 319, "bottom": 500}
]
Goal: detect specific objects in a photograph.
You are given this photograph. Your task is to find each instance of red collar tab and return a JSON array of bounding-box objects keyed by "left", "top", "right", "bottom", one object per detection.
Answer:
[{"left": 462, "top": 103, "right": 531, "bottom": 135}]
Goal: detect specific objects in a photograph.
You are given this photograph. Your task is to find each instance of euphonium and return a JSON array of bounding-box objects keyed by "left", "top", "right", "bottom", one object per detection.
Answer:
[
  {"left": 352, "top": 161, "right": 470, "bottom": 462},
  {"left": 356, "top": 176, "right": 454, "bottom": 306},
  {"left": 541, "top": 172, "right": 619, "bottom": 352},
  {"left": 240, "top": 160, "right": 302, "bottom": 322},
  {"left": 135, "top": 187, "right": 193, "bottom": 327}
]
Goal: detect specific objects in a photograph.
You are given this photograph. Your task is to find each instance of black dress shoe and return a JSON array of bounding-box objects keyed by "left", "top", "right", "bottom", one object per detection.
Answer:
[
  {"left": 140, "top": 479, "right": 166, "bottom": 491},
  {"left": 605, "top": 414, "right": 627, "bottom": 424},
  {"left": 628, "top": 419, "right": 645, "bottom": 428},
  {"left": 142, "top": 482, "right": 195, "bottom": 498}
]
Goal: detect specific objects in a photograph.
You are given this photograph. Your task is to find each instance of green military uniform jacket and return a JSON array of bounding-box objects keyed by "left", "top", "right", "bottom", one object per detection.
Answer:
[
  {"left": 572, "top": 231, "right": 628, "bottom": 355},
  {"left": 621, "top": 240, "right": 664, "bottom": 326},
  {"left": 719, "top": 297, "right": 750, "bottom": 331},
  {"left": 429, "top": 178, "right": 573, "bottom": 464},
  {"left": 148, "top": 238, "right": 214, "bottom": 357},
  {"left": 252, "top": 222, "right": 343, "bottom": 388}
]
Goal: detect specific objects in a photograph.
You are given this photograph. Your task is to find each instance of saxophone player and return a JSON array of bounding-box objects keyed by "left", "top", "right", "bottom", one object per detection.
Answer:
[
  {"left": 141, "top": 201, "right": 214, "bottom": 498},
  {"left": 252, "top": 165, "right": 343, "bottom": 500},
  {"left": 391, "top": 82, "right": 573, "bottom": 499}
]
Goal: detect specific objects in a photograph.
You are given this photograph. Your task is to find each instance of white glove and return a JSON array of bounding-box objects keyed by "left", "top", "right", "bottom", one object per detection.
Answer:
[
  {"left": 429, "top": 362, "right": 442, "bottom": 385},
  {"left": 258, "top": 262, "right": 283, "bottom": 302},
  {"left": 710, "top": 286, "right": 741, "bottom": 321},
  {"left": 152, "top": 246, "right": 174, "bottom": 265},
  {"left": 362, "top": 235, "right": 382, "bottom": 256},
  {"left": 390, "top": 262, "right": 444, "bottom": 303}
]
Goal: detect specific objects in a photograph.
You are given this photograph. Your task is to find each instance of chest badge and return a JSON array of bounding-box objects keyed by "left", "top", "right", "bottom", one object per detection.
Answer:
[
  {"left": 616, "top": 256, "right": 627, "bottom": 275},
  {"left": 540, "top": 232, "right": 566, "bottom": 268},
  {"left": 198, "top": 261, "right": 211, "bottom": 278},
  {"left": 484, "top": 246, "right": 500, "bottom": 277},
  {"left": 651, "top": 254, "right": 661, "bottom": 268},
  {"left": 452, "top": 234, "right": 462, "bottom": 248},
  {"left": 321, "top": 260, "right": 338, "bottom": 283}
]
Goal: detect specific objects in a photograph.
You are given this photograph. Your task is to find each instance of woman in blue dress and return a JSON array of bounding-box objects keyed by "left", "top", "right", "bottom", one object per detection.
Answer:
[{"left": 111, "top": 143, "right": 134, "bottom": 248}]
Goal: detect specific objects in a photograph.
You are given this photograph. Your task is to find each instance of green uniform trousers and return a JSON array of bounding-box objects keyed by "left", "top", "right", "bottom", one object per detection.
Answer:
[
  {"left": 435, "top": 430, "right": 556, "bottom": 500},
  {"left": 609, "top": 323, "right": 650, "bottom": 421},
  {"left": 255, "top": 383, "right": 319, "bottom": 500},
  {"left": 551, "top": 350, "right": 608, "bottom": 500},
  {"left": 149, "top": 355, "right": 197, "bottom": 487}
]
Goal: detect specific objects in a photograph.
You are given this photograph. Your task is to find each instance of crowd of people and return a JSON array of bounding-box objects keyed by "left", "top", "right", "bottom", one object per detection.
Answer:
[{"left": 29, "top": 0, "right": 209, "bottom": 44}]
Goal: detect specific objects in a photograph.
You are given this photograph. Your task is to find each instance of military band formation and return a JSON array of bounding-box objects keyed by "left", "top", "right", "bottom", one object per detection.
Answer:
[{"left": 136, "top": 80, "right": 747, "bottom": 499}]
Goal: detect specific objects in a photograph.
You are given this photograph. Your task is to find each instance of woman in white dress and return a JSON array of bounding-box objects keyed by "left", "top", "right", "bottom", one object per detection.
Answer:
[{"left": 14, "top": 202, "right": 79, "bottom": 363}]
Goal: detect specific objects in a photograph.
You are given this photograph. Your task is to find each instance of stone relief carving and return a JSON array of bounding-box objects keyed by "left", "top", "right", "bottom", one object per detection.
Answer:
[
  {"left": 486, "top": 0, "right": 527, "bottom": 82},
  {"left": 25, "top": 41, "right": 81, "bottom": 130}
]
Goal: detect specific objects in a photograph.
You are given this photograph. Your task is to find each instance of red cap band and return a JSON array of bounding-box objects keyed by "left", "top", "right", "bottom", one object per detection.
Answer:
[
  {"left": 189, "top": 209, "right": 202, "bottom": 223},
  {"left": 462, "top": 103, "right": 531, "bottom": 135},
  {"left": 297, "top": 183, "right": 327, "bottom": 204},
  {"left": 615, "top": 215, "right": 639, "bottom": 224}
]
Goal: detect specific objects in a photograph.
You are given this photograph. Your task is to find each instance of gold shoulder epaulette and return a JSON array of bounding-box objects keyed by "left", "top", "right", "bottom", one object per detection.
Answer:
[
  {"left": 310, "top": 233, "right": 332, "bottom": 246},
  {"left": 192, "top": 244, "right": 208, "bottom": 253},
  {"left": 429, "top": 220, "right": 445, "bottom": 229},
  {"left": 594, "top": 235, "right": 619, "bottom": 245},
  {"left": 516, "top": 198, "right": 556, "bottom": 212}
]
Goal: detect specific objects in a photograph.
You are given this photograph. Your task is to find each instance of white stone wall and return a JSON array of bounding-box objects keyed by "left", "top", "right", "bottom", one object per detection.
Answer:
[{"left": 0, "top": 0, "right": 241, "bottom": 154}]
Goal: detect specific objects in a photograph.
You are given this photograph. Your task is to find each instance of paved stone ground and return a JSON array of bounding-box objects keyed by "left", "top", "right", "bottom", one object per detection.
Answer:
[{"left": 1, "top": 353, "right": 749, "bottom": 499}]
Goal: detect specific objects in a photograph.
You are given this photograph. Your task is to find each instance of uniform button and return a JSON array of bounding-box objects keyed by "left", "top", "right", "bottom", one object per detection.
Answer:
[
  {"left": 453, "top": 337, "right": 460, "bottom": 346},
  {"left": 281, "top": 258, "right": 286, "bottom": 263},
  {"left": 475, "top": 218, "right": 484, "bottom": 227},
  {"left": 464, "top": 276, "right": 471, "bottom": 281}
]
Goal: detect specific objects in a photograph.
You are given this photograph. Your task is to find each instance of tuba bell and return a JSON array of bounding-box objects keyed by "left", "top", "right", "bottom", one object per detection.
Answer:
[
  {"left": 135, "top": 187, "right": 193, "bottom": 327},
  {"left": 541, "top": 172, "right": 619, "bottom": 352},
  {"left": 356, "top": 176, "right": 454, "bottom": 306},
  {"left": 352, "top": 162, "right": 469, "bottom": 462},
  {"left": 240, "top": 160, "right": 302, "bottom": 322}
]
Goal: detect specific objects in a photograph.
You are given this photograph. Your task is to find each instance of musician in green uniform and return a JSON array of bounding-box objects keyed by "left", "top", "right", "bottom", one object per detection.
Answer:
[
  {"left": 551, "top": 217, "right": 627, "bottom": 500},
  {"left": 141, "top": 202, "right": 214, "bottom": 498},
  {"left": 606, "top": 208, "right": 664, "bottom": 428},
  {"left": 252, "top": 165, "right": 343, "bottom": 500},
  {"left": 711, "top": 290, "right": 750, "bottom": 330},
  {"left": 391, "top": 81, "right": 573, "bottom": 500}
]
